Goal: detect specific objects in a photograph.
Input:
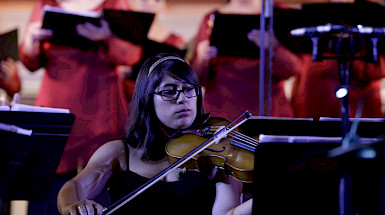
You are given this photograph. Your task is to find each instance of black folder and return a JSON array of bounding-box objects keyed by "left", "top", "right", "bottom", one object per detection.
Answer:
[
  {"left": 103, "top": 10, "right": 155, "bottom": 45},
  {"left": 41, "top": 5, "right": 101, "bottom": 49},
  {"left": 41, "top": 5, "right": 155, "bottom": 49},
  {"left": 300, "top": 2, "right": 385, "bottom": 28},
  {"left": 210, "top": 13, "right": 261, "bottom": 59},
  {"left": 0, "top": 29, "right": 18, "bottom": 61}
]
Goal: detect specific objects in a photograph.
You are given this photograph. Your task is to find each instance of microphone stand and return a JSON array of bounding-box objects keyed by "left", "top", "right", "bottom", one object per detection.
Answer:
[
  {"left": 337, "top": 28, "right": 384, "bottom": 215},
  {"left": 259, "top": 0, "right": 265, "bottom": 116},
  {"left": 339, "top": 61, "right": 350, "bottom": 139},
  {"left": 306, "top": 28, "right": 352, "bottom": 139},
  {"left": 291, "top": 25, "right": 361, "bottom": 215},
  {"left": 328, "top": 27, "right": 382, "bottom": 215},
  {"left": 259, "top": 0, "right": 274, "bottom": 116},
  {"left": 310, "top": 29, "right": 353, "bottom": 215}
]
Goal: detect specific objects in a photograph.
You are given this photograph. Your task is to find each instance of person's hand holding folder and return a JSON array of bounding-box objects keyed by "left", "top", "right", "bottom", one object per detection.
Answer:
[
  {"left": 196, "top": 40, "right": 218, "bottom": 64},
  {"left": 76, "top": 19, "right": 112, "bottom": 42},
  {"left": 22, "top": 21, "right": 53, "bottom": 58},
  {"left": 247, "top": 29, "right": 279, "bottom": 50}
]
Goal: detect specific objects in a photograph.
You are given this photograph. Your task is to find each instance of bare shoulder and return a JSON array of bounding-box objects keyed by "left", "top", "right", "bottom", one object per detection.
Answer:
[
  {"left": 94, "top": 140, "right": 125, "bottom": 156},
  {"left": 88, "top": 140, "right": 127, "bottom": 169}
]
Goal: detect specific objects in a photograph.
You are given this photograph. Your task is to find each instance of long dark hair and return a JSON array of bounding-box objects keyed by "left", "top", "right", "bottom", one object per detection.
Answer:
[{"left": 123, "top": 53, "right": 205, "bottom": 161}]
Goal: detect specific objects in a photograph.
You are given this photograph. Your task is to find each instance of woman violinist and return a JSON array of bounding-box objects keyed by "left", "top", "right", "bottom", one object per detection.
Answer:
[{"left": 57, "top": 53, "right": 253, "bottom": 215}]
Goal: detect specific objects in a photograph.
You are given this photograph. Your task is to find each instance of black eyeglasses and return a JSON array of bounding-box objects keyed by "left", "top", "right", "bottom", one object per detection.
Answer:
[{"left": 154, "top": 85, "right": 200, "bottom": 101}]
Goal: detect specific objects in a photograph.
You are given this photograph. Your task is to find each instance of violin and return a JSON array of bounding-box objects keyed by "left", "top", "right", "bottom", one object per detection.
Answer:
[
  {"left": 103, "top": 111, "right": 257, "bottom": 215},
  {"left": 165, "top": 116, "right": 258, "bottom": 183}
]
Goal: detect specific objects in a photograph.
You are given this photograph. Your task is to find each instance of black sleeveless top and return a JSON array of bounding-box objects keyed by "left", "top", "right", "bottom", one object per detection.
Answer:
[{"left": 107, "top": 144, "right": 217, "bottom": 215}]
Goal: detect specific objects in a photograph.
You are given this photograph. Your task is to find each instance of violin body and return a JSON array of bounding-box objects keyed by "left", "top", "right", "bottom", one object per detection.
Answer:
[{"left": 165, "top": 117, "right": 255, "bottom": 183}]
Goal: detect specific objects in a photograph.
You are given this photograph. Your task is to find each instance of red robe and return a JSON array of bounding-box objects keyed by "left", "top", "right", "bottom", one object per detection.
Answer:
[
  {"left": 19, "top": 0, "right": 141, "bottom": 174},
  {"left": 190, "top": 11, "right": 301, "bottom": 120},
  {"left": 292, "top": 54, "right": 385, "bottom": 119}
]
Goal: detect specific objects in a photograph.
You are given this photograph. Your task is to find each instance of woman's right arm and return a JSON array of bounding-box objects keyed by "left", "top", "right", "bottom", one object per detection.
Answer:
[
  {"left": 57, "top": 140, "right": 127, "bottom": 215},
  {"left": 19, "top": 0, "right": 53, "bottom": 72}
]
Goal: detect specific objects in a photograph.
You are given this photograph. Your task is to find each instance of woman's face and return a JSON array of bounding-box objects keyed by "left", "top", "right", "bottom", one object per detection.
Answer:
[{"left": 153, "top": 75, "right": 197, "bottom": 130}]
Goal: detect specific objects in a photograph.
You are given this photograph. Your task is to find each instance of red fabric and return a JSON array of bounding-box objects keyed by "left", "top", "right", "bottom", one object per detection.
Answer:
[
  {"left": 19, "top": 0, "right": 141, "bottom": 174},
  {"left": 163, "top": 33, "right": 186, "bottom": 50},
  {"left": 190, "top": 11, "right": 301, "bottom": 120},
  {"left": 291, "top": 54, "right": 385, "bottom": 119}
]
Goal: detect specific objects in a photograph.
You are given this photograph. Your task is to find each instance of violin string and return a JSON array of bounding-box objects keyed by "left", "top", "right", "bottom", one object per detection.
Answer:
[
  {"left": 227, "top": 130, "right": 259, "bottom": 145},
  {"left": 210, "top": 126, "right": 259, "bottom": 147},
  {"left": 230, "top": 130, "right": 259, "bottom": 144},
  {"left": 225, "top": 131, "right": 259, "bottom": 149},
  {"left": 209, "top": 126, "right": 259, "bottom": 149},
  {"left": 227, "top": 132, "right": 259, "bottom": 148},
  {"left": 227, "top": 133, "right": 257, "bottom": 146}
]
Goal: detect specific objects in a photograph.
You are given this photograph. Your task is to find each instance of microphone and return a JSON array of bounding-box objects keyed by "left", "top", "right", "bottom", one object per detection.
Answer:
[
  {"left": 349, "top": 26, "right": 385, "bottom": 35},
  {"left": 348, "top": 25, "right": 385, "bottom": 63},
  {"left": 290, "top": 24, "right": 345, "bottom": 36}
]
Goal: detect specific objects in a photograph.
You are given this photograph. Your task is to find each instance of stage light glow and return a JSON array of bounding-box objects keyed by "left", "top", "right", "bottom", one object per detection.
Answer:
[{"left": 336, "top": 87, "right": 348, "bottom": 98}]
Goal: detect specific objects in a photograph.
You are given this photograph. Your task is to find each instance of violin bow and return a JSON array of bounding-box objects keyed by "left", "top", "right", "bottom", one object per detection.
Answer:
[{"left": 102, "top": 111, "right": 251, "bottom": 215}]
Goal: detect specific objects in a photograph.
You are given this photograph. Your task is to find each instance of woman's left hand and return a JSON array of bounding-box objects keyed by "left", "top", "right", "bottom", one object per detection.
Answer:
[{"left": 76, "top": 19, "right": 112, "bottom": 41}]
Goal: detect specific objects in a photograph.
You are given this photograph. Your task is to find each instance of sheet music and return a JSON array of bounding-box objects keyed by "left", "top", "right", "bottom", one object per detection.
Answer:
[
  {"left": 249, "top": 116, "right": 314, "bottom": 121},
  {"left": 0, "top": 122, "right": 32, "bottom": 136},
  {"left": 259, "top": 134, "right": 379, "bottom": 144},
  {"left": 319, "top": 117, "right": 385, "bottom": 122},
  {"left": 9, "top": 103, "right": 70, "bottom": 113},
  {"left": 0, "top": 106, "right": 10, "bottom": 111}
]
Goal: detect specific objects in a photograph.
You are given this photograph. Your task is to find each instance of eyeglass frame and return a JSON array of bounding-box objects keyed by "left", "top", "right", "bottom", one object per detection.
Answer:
[{"left": 153, "top": 85, "right": 201, "bottom": 101}]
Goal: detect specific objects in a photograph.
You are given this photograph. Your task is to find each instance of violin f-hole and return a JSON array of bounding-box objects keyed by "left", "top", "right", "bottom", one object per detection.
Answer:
[{"left": 205, "top": 146, "right": 226, "bottom": 153}]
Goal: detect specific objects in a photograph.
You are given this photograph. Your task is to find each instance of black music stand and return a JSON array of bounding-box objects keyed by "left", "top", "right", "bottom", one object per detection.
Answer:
[
  {"left": 242, "top": 116, "right": 385, "bottom": 215},
  {"left": 328, "top": 138, "right": 385, "bottom": 215},
  {"left": 0, "top": 111, "right": 75, "bottom": 203}
]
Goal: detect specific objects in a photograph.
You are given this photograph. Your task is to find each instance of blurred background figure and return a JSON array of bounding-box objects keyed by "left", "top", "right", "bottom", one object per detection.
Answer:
[
  {"left": 18, "top": 0, "right": 141, "bottom": 214},
  {"left": 0, "top": 58, "right": 21, "bottom": 105},
  {"left": 190, "top": 0, "right": 302, "bottom": 120},
  {"left": 120, "top": 0, "right": 187, "bottom": 104},
  {"left": 289, "top": 0, "right": 385, "bottom": 119},
  {"left": 291, "top": 53, "right": 385, "bottom": 119}
]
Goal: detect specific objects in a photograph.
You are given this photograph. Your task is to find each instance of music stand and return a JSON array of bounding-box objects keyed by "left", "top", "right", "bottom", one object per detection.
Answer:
[
  {"left": 242, "top": 116, "right": 385, "bottom": 215},
  {"left": 328, "top": 139, "right": 385, "bottom": 215},
  {"left": 0, "top": 111, "right": 75, "bottom": 201}
]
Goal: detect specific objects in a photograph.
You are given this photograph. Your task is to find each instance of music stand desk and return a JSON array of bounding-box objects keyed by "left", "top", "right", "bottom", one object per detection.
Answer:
[
  {"left": 0, "top": 111, "right": 75, "bottom": 201},
  {"left": 243, "top": 116, "right": 385, "bottom": 215}
]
